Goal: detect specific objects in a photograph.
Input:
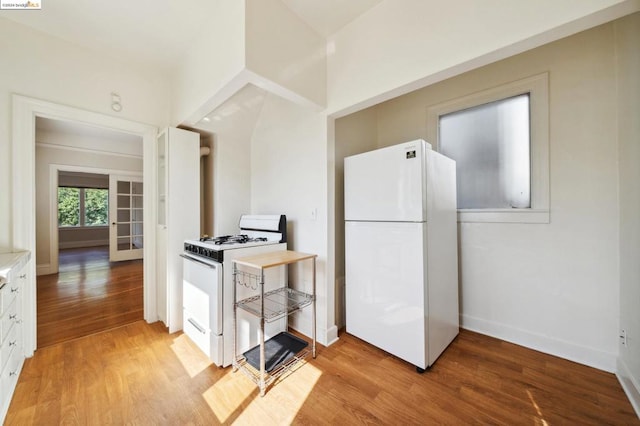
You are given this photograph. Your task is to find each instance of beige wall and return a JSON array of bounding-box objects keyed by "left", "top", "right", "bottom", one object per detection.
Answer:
[
  {"left": 615, "top": 12, "right": 640, "bottom": 415},
  {"left": 336, "top": 19, "right": 626, "bottom": 371}
]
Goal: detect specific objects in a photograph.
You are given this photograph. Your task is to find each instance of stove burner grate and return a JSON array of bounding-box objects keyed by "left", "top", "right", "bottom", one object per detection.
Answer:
[{"left": 199, "top": 234, "right": 268, "bottom": 245}]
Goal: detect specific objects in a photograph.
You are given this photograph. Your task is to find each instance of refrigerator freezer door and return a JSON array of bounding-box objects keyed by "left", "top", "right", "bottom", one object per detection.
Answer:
[
  {"left": 345, "top": 221, "right": 427, "bottom": 369},
  {"left": 344, "top": 140, "right": 426, "bottom": 222}
]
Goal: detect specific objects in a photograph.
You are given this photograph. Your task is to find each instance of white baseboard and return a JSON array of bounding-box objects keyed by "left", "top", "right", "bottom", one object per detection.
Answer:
[
  {"left": 325, "top": 324, "right": 339, "bottom": 346},
  {"left": 461, "top": 314, "right": 617, "bottom": 372},
  {"left": 36, "top": 263, "right": 54, "bottom": 276},
  {"left": 58, "top": 240, "right": 108, "bottom": 249},
  {"left": 617, "top": 357, "right": 640, "bottom": 419},
  {"left": 289, "top": 314, "right": 339, "bottom": 347}
]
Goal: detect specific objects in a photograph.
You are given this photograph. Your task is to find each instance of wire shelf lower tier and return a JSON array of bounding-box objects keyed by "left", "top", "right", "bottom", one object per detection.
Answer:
[
  {"left": 234, "top": 332, "right": 311, "bottom": 390},
  {"left": 235, "top": 286, "right": 314, "bottom": 322}
]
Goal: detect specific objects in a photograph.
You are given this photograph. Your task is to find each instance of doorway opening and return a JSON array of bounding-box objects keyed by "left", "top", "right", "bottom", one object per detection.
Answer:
[
  {"left": 12, "top": 95, "right": 158, "bottom": 356},
  {"left": 35, "top": 120, "right": 146, "bottom": 347}
]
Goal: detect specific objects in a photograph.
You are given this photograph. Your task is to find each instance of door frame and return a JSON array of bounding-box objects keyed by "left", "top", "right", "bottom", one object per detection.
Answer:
[
  {"left": 48, "top": 165, "right": 143, "bottom": 273},
  {"left": 12, "top": 94, "right": 158, "bottom": 356}
]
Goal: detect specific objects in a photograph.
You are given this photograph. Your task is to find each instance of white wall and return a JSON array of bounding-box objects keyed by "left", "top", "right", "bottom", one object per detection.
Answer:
[
  {"left": 250, "top": 93, "right": 336, "bottom": 345},
  {"left": 212, "top": 131, "right": 252, "bottom": 236},
  {"left": 197, "top": 85, "right": 267, "bottom": 236},
  {"left": 245, "top": 0, "right": 326, "bottom": 107},
  {"left": 615, "top": 12, "right": 640, "bottom": 416},
  {"left": 0, "top": 18, "right": 169, "bottom": 250},
  {"left": 336, "top": 20, "right": 624, "bottom": 372},
  {"left": 170, "top": 1, "right": 246, "bottom": 125},
  {"left": 326, "top": 0, "right": 639, "bottom": 115}
]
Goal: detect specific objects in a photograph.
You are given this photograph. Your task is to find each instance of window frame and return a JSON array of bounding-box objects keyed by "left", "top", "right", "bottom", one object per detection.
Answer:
[
  {"left": 58, "top": 186, "right": 109, "bottom": 228},
  {"left": 427, "top": 72, "right": 550, "bottom": 224}
]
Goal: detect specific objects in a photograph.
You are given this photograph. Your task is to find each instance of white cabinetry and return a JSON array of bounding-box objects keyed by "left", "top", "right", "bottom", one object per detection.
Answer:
[
  {"left": 0, "top": 251, "right": 30, "bottom": 423},
  {"left": 156, "top": 127, "right": 200, "bottom": 333}
]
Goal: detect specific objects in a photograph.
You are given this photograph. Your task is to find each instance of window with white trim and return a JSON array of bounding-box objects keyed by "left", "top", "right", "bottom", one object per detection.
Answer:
[
  {"left": 427, "top": 73, "right": 549, "bottom": 223},
  {"left": 58, "top": 187, "right": 109, "bottom": 227}
]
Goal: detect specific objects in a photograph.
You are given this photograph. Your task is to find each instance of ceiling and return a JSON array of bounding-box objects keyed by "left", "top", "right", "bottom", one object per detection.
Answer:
[
  {"left": 36, "top": 117, "right": 143, "bottom": 157},
  {"left": 0, "top": 0, "right": 382, "bottom": 71},
  {"left": 37, "top": 117, "right": 141, "bottom": 144}
]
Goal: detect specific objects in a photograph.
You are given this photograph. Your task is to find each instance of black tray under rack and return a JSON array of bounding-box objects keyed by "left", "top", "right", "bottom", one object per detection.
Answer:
[{"left": 243, "top": 331, "right": 308, "bottom": 373}]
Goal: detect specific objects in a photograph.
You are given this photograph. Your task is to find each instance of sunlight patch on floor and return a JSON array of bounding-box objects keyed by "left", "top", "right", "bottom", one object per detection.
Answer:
[
  {"left": 170, "top": 334, "right": 213, "bottom": 378},
  {"left": 202, "top": 366, "right": 256, "bottom": 423},
  {"left": 203, "top": 362, "right": 322, "bottom": 424}
]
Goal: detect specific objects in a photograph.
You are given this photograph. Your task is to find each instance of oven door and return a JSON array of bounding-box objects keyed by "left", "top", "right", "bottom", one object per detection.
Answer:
[{"left": 181, "top": 254, "right": 223, "bottom": 360}]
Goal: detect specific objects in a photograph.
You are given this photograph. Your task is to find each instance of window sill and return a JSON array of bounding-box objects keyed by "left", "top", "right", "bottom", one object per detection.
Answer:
[{"left": 457, "top": 209, "right": 549, "bottom": 224}]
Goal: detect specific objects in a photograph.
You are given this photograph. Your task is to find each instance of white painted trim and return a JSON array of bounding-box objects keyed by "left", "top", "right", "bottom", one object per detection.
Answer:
[
  {"left": 458, "top": 209, "right": 550, "bottom": 224},
  {"left": 325, "top": 324, "right": 339, "bottom": 346},
  {"left": 617, "top": 357, "right": 640, "bottom": 418},
  {"left": 49, "top": 166, "right": 59, "bottom": 274},
  {"left": 48, "top": 163, "right": 144, "bottom": 275},
  {"left": 36, "top": 142, "right": 143, "bottom": 159},
  {"left": 12, "top": 94, "right": 158, "bottom": 357},
  {"left": 326, "top": 116, "right": 339, "bottom": 345},
  {"left": 427, "top": 73, "right": 550, "bottom": 224},
  {"left": 36, "top": 263, "right": 53, "bottom": 276},
  {"left": 108, "top": 173, "right": 144, "bottom": 262},
  {"left": 461, "top": 313, "right": 617, "bottom": 373}
]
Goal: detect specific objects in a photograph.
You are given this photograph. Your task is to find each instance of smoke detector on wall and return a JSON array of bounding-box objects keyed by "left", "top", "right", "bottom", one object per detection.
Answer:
[{"left": 111, "top": 92, "right": 122, "bottom": 112}]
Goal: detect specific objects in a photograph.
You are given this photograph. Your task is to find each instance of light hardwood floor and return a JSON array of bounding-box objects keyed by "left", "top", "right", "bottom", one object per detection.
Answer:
[
  {"left": 6, "top": 321, "right": 639, "bottom": 424},
  {"left": 36, "top": 246, "right": 143, "bottom": 348}
]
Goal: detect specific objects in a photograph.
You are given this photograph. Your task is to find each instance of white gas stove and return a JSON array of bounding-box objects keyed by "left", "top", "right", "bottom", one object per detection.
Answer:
[
  {"left": 183, "top": 214, "right": 287, "bottom": 263},
  {"left": 181, "top": 214, "right": 287, "bottom": 367}
]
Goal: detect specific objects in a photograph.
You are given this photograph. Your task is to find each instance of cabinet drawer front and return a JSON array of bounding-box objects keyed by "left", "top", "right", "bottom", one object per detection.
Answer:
[
  {"left": 0, "top": 283, "right": 18, "bottom": 315},
  {"left": 0, "top": 298, "right": 17, "bottom": 345},
  {"left": 0, "top": 324, "right": 18, "bottom": 373},
  {"left": 0, "top": 334, "right": 22, "bottom": 398},
  {"left": 183, "top": 309, "right": 212, "bottom": 358}
]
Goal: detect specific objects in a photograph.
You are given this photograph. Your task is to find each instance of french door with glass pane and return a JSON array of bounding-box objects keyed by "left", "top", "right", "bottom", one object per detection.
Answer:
[{"left": 109, "top": 174, "right": 143, "bottom": 262}]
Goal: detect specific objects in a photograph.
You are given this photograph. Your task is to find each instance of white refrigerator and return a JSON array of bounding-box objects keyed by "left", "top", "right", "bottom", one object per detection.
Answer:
[{"left": 344, "top": 139, "right": 459, "bottom": 371}]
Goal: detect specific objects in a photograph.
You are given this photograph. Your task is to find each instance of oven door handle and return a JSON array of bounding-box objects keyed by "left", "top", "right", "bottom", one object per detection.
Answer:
[
  {"left": 180, "top": 253, "right": 218, "bottom": 269},
  {"left": 187, "top": 317, "right": 207, "bottom": 335}
]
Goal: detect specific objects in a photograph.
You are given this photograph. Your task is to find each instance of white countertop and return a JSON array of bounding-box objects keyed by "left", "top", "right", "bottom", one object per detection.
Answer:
[{"left": 0, "top": 251, "right": 31, "bottom": 281}]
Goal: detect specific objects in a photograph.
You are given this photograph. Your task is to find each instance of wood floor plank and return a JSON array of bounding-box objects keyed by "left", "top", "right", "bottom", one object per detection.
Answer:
[
  {"left": 36, "top": 247, "right": 143, "bottom": 348},
  {"left": 5, "top": 323, "right": 639, "bottom": 425},
  {"left": 12, "top": 259, "right": 640, "bottom": 425}
]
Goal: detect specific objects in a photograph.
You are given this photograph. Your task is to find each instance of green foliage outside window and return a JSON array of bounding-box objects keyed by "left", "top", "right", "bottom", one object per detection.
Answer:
[
  {"left": 85, "top": 189, "right": 108, "bottom": 226},
  {"left": 58, "top": 187, "right": 80, "bottom": 227},
  {"left": 58, "top": 187, "right": 108, "bottom": 227}
]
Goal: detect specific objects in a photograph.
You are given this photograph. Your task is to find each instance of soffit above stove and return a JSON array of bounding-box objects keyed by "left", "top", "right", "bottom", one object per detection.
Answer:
[
  {"left": 281, "top": 0, "right": 383, "bottom": 38},
  {"left": 190, "top": 83, "right": 267, "bottom": 139}
]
